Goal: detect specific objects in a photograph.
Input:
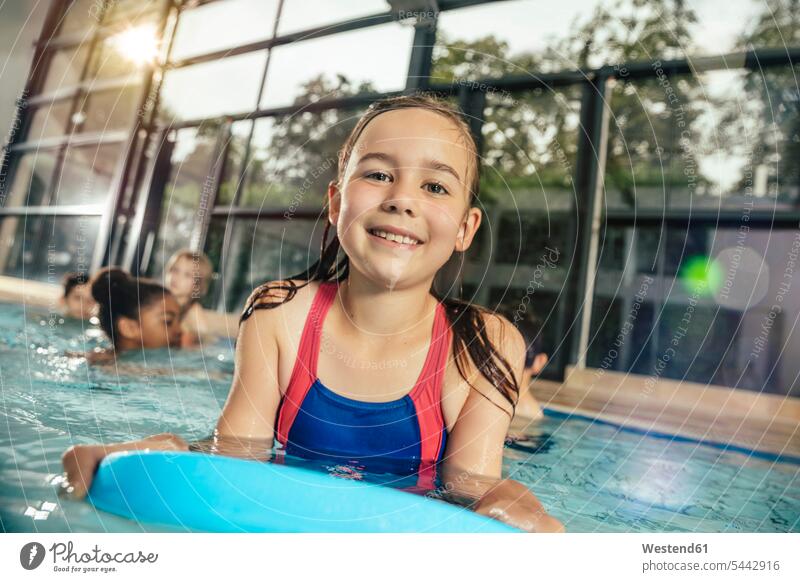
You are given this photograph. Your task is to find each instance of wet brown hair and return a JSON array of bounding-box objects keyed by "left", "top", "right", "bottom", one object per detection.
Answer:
[
  {"left": 91, "top": 267, "right": 170, "bottom": 348},
  {"left": 241, "top": 94, "right": 519, "bottom": 413},
  {"left": 62, "top": 271, "right": 90, "bottom": 298}
]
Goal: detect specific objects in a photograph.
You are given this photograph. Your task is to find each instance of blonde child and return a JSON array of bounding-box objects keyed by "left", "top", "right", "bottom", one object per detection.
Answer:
[
  {"left": 62, "top": 95, "right": 563, "bottom": 532},
  {"left": 164, "top": 249, "right": 238, "bottom": 344}
]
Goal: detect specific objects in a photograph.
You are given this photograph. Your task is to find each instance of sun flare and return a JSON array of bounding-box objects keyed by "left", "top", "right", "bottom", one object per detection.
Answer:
[{"left": 108, "top": 24, "right": 159, "bottom": 67}]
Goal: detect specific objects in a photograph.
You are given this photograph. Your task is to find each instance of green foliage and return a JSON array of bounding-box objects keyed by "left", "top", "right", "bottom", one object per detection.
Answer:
[{"left": 725, "top": 0, "right": 800, "bottom": 199}]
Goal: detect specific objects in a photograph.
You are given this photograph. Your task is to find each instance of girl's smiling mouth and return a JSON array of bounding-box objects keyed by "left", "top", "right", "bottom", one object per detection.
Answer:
[{"left": 366, "top": 226, "right": 425, "bottom": 249}]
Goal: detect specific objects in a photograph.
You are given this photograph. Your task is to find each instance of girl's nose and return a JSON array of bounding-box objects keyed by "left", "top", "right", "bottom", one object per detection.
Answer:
[{"left": 379, "top": 184, "right": 422, "bottom": 217}]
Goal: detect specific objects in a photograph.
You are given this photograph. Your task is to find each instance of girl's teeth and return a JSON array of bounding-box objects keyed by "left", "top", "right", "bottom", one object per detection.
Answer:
[{"left": 371, "top": 229, "right": 418, "bottom": 245}]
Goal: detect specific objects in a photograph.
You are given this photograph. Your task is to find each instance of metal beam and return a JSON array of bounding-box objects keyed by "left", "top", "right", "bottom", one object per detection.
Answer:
[{"left": 565, "top": 76, "right": 612, "bottom": 370}]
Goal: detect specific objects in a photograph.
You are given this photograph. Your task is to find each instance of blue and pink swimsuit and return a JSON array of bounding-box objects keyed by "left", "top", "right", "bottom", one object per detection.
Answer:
[{"left": 274, "top": 281, "right": 451, "bottom": 476}]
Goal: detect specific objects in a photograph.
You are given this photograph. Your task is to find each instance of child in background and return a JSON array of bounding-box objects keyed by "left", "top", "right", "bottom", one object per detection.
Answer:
[
  {"left": 90, "top": 267, "right": 182, "bottom": 353},
  {"left": 61, "top": 272, "right": 98, "bottom": 320},
  {"left": 62, "top": 95, "right": 563, "bottom": 532},
  {"left": 500, "top": 307, "right": 548, "bottom": 421},
  {"left": 164, "top": 249, "right": 238, "bottom": 344}
]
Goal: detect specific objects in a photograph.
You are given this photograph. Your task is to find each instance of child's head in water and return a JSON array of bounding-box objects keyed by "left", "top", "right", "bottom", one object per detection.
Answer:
[
  {"left": 164, "top": 249, "right": 213, "bottom": 309},
  {"left": 62, "top": 272, "right": 97, "bottom": 319},
  {"left": 501, "top": 308, "right": 549, "bottom": 376},
  {"left": 244, "top": 94, "right": 522, "bottom": 410},
  {"left": 90, "top": 267, "right": 182, "bottom": 351}
]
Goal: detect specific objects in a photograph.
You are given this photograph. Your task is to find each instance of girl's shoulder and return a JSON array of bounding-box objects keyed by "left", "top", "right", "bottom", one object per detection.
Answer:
[{"left": 240, "top": 278, "right": 320, "bottom": 332}]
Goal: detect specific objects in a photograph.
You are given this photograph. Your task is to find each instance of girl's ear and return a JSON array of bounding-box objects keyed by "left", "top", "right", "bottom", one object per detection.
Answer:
[
  {"left": 327, "top": 181, "right": 341, "bottom": 226},
  {"left": 454, "top": 206, "right": 482, "bottom": 252},
  {"left": 116, "top": 316, "right": 141, "bottom": 341}
]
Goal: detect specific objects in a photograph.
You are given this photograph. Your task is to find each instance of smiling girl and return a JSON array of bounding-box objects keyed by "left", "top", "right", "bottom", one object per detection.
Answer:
[{"left": 62, "top": 95, "right": 563, "bottom": 532}]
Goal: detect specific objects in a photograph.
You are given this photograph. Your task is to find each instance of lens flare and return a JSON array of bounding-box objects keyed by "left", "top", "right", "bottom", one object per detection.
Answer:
[
  {"left": 108, "top": 24, "right": 159, "bottom": 67},
  {"left": 679, "top": 255, "right": 723, "bottom": 296}
]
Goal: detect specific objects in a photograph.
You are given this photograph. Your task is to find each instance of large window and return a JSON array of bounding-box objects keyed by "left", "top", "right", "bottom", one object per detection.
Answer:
[
  {"left": 1, "top": 0, "right": 169, "bottom": 280},
  {"left": 605, "top": 66, "right": 800, "bottom": 210},
  {"left": 588, "top": 54, "right": 800, "bottom": 395}
]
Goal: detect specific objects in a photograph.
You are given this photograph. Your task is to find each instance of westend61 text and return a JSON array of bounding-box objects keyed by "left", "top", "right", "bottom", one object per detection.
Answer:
[{"left": 642, "top": 543, "right": 708, "bottom": 554}]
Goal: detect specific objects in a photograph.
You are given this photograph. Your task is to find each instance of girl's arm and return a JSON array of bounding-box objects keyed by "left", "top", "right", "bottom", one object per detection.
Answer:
[
  {"left": 442, "top": 314, "right": 564, "bottom": 533},
  {"left": 61, "top": 298, "right": 284, "bottom": 499},
  {"left": 213, "top": 305, "right": 283, "bottom": 445}
]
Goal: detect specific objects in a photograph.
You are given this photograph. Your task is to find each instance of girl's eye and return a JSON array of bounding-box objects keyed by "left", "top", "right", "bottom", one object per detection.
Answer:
[
  {"left": 366, "top": 171, "right": 392, "bottom": 182},
  {"left": 425, "top": 182, "right": 449, "bottom": 196}
]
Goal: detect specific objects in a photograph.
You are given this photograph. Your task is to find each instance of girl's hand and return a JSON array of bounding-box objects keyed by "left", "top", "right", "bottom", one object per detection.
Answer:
[
  {"left": 61, "top": 444, "right": 106, "bottom": 500},
  {"left": 474, "top": 479, "right": 564, "bottom": 533},
  {"left": 60, "top": 433, "right": 189, "bottom": 500}
]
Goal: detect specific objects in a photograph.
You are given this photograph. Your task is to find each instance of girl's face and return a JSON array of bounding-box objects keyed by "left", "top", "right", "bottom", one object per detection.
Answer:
[
  {"left": 165, "top": 257, "right": 201, "bottom": 303},
  {"left": 329, "top": 108, "right": 482, "bottom": 290},
  {"left": 118, "top": 294, "right": 182, "bottom": 349}
]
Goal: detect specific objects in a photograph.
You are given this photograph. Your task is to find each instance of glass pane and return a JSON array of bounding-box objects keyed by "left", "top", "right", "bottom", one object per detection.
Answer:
[
  {"left": 606, "top": 65, "right": 800, "bottom": 210},
  {"left": 158, "top": 51, "right": 267, "bottom": 123},
  {"left": 216, "top": 120, "right": 252, "bottom": 206},
  {"left": 238, "top": 110, "right": 362, "bottom": 208},
  {"left": 40, "top": 45, "right": 91, "bottom": 93},
  {"left": 54, "top": 143, "right": 121, "bottom": 205},
  {"left": 25, "top": 101, "right": 74, "bottom": 140},
  {"left": 260, "top": 23, "right": 413, "bottom": 109},
  {"left": 101, "top": 0, "right": 163, "bottom": 25},
  {"left": 73, "top": 84, "right": 140, "bottom": 133},
  {"left": 217, "top": 218, "right": 325, "bottom": 313},
  {"left": 474, "top": 85, "right": 581, "bottom": 269},
  {"left": 202, "top": 217, "right": 227, "bottom": 309},
  {"left": 3, "top": 150, "right": 59, "bottom": 207},
  {"left": 57, "top": 0, "right": 100, "bottom": 37},
  {"left": 170, "top": 0, "right": 279, "bottom": 62},
  {"left": 149, "top": 127, "right": 220, "bottom": 277},
  {"left": 589, "top": 224, "right": 800, "bottom": 396},
  {"left": 276, "top": 0, "right": 387, "bottom": 36},
  {"left": 0, "top": 215, "right": 100, "bottom": 282},
  {"left": 434, "top": 0, "right": 562, "bottom": 80},
  {"left": 480, "top": 86, "right": 581, "bottom": 209}
]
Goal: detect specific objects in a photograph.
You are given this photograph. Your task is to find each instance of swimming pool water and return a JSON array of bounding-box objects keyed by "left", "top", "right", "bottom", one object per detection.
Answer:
[{"left": 1, "top": 301, "right": 798, "bottom": 532}]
